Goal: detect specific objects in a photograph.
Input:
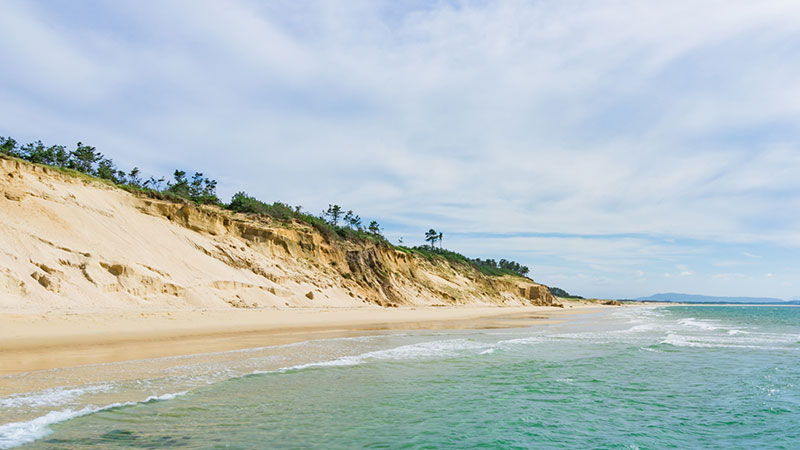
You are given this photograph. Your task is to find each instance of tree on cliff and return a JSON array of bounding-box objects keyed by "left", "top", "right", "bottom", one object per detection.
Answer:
[
  {"left": 167, "top": 170, "right": 190, "bottom": 198},
  {"left": 425, "top": 229, "right": 439, "bottom": 249},
  {"left": 349, "top": 214, "right": 362, "bottom": 230},
  {"left": 190, "top": 172, "right": 219, "bottom": 204},
  {"left": 69, "top": 142, "right": 102, "bottom": 174},
  {"left": 166, "top": 170, "right": 219, "bottom": 204},
  {"left": 127, "top": 167, "right": 142, "bottom": 187},
  {"left": 0, "top": 136, "right": 19, "bottom": 156},
  {"left": 368, "top": 220, "right": 382, "bottom": 235},
  {"left": 471, "top": 257, "right": 529, "bottom": 276},
  {"left": 96, "top": 158, "right": 123, "bottom": 183},
  {"left": 18, "top": 141, "right": 70, "bottom": 167},
  {"left": 143, "top": 176, "right": 165, "bottom": 191},
  {"left": 324, "top": 204, "right": 343, "bottom": 226},
  {"left": 343, "top": 210, "right": 357, "bottom": 228}
]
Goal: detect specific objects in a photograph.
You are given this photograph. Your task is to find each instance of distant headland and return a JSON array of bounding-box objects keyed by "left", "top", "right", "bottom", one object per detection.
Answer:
[{"left": 635, "top": 293, "right": 800, "bottom": 305}]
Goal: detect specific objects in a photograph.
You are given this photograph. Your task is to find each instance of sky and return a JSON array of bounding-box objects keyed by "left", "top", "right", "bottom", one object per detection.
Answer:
[{"left": 1, "top": 0, "right": 799, "bottom": 299}]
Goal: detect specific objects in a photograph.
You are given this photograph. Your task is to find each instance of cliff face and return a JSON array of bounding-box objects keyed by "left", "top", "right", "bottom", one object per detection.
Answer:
[{"left": 0, "top": 157, "right": 559, "bottom": 312}]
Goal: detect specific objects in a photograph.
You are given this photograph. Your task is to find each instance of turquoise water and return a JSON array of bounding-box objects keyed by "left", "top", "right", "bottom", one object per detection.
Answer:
[{"left": 3, "top": 306, "right": 800, "bottom": 449}]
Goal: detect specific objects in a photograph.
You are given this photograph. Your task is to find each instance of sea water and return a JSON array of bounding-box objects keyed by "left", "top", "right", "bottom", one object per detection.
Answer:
[{"left": 2, "top": 306, "right": 799, "bottom": 449}]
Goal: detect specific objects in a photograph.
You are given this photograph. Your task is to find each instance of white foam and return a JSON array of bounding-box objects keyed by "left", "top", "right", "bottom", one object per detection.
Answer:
[
  {"left": 618, "top": 323, "right": 663, "bottom": 334},
  {"left": 272, "top": 339, "right": 493, "bottom": 373},
  {"left": 495, "top": 335, "right": 548, "bottom": 347},
  {"left": 278, "top": 356, "right": 362, "bottom": 372},
  {"left": 146, "top": 392, "right": 185, "bottom": 402},
  {"left": 0, "top": 384, "right": 113, "bottom": 409},
  {"left": 678, "top": 317, "right": 723, "bottom": 331},
  {"left": 661, "top": 333, "right": 799, "bottom": 351},
  {"left": 0, "top": 392, "right": 186, "bottom": 449},
  {"left": 0, "top": 406, "right": 97, "bottom": 449},
  {"left": 608, "top": 306, "right": 664, "bottom": 323}
]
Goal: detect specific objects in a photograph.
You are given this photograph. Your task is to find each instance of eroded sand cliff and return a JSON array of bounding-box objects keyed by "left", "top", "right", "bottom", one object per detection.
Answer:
[{"left": 0, "top": 156, "right": 558, "bottom": 312}]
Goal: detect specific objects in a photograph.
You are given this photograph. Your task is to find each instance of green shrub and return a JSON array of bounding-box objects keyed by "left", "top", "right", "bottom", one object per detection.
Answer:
[
  {"left": 228, "top": 192, "right": 294, "bottom": 221},
  {"left": 548, "top": 287, "right": 584, "bottom": 299}
]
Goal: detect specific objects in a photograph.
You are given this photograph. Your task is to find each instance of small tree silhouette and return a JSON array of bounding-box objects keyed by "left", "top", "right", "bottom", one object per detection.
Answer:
[
  {"left": 167, "top": 170, "right": 190, "bottom": 197},
  {"left": 368, "top": 220, "right": 381, "bottom": 235},
  {"left": 324, "top": 205, "right": 343, "bottom": 226},
  {"left": 69, "top": 142, "right": 101, "bottom": 174},
  {"left": 425, "top": 229, "right": 438, "bottom": 249},
  {"left": 127, "top": 167, "right": 142, "bottom": 187},
  {"left": 343, "top": 210, "right": 354, "bottom": 228},
  {"left": 349, "top": 213, "right": 362, "bottom": 230}
]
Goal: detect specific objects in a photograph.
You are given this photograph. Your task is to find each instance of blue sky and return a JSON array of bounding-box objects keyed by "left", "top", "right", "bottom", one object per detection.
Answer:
[{"left": 1, "top": 0, "right": 799, "bottom": 299}]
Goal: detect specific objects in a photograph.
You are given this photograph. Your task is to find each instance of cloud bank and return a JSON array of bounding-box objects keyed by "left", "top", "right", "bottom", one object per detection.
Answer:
[{"left": 1, "top": 0, "right": 799, "bottom": 298}]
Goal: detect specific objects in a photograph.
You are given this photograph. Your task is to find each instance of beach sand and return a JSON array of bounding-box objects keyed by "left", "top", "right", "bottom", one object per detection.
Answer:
[
  {"left": 0, "top": 304, "right": 622, "bottom": 407},
  {"left": 0, "top": 304, "right": 611, "bottom": 378}
]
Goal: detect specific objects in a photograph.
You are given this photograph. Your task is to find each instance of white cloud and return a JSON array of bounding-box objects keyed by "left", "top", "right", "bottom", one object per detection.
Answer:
[
  {"left": 2, "top": 0, "right": 800, "bottom": 297},
  {"left": 677, "top": 265, "right": 694, "bottom": 277},
  {"left": 714, "top": 273, "right": 748, "bottom": 281}
]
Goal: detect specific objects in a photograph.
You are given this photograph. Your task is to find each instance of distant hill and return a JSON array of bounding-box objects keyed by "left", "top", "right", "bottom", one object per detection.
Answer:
[{"left": 636, "top": 293, "right": 795, "bottom": 304}]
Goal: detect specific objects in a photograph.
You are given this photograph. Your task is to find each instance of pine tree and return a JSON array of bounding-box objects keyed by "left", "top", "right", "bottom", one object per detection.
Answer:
[
  {"left": 425, "top": 229, "right": 438, "bottom": 249},
  {"left": 368, "top": 220, "right": 381, "bottom": 235},
  {"left": 324, "top": 205, "right": 343, "bottom": 226}
]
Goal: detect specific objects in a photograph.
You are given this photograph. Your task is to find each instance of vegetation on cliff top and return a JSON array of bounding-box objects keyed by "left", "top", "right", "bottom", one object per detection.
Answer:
[
  {"left": 548, "top": 287, "right": 584, "bottom": 299},
  {"left": 1, "top": 135, "right": 533, "bottom": 279}
]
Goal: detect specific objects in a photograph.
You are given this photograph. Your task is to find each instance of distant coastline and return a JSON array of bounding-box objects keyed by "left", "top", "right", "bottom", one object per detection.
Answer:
[
  {"left": 634, "top": 292, "right": 799, "bottom": 305},
  {"left": 629, "top": 299, "right": 800, "bottom": 306}
]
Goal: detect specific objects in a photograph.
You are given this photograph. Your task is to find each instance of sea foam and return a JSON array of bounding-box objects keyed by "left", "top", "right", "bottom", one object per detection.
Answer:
[
  {"left": 0, "top": 392, "right": 186, "bottom": 449},
  {"left": 253, "top": 339, "right": 495, "bottom": 374},
  {"left": 0, "top": 384, "right": 113, "bottom": 410}
]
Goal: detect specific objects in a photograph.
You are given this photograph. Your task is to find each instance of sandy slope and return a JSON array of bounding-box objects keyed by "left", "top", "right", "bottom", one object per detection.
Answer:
[{"left": 0, "top": 156, "right": 557, "bottom": 312}]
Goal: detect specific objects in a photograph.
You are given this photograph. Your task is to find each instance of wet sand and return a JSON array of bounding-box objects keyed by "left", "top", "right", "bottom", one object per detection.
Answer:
[{"left": 0, "top": 304, "right": 610, "bottom": 378}]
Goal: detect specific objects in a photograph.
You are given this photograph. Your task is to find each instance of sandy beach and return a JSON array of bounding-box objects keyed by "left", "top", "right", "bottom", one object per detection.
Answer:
[
  {"left": 0, "top": 154, "right": 618, "bottom": 414},
  {"left": 0, "top": 304, "right": 611, "bottom": 377}
]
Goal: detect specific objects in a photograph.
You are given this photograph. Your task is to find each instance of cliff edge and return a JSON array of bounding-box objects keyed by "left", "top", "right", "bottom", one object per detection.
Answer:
[{"left": 0, "top": 156, "right": 559, "bottom": 312}]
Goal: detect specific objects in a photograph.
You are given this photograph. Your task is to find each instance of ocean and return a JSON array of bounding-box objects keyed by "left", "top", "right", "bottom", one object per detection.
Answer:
[{"left": 2, "top": 305, "right": 799, "bottom": 449}]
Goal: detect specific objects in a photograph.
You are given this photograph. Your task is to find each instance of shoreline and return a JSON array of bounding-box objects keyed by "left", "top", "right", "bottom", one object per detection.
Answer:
[{"left": 0, "top": 304, "right": 614, "bottom": 377}]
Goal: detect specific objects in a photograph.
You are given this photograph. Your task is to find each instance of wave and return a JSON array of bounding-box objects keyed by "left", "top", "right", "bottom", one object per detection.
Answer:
[
  {"left": 495, "top": 335, "right": 548, "bottom": 347},
  {"left": 660, "top": 333, "right": 799, "bottom": 351},
  {"left": 678, "top": 317, "right": 724, "bottom": 331},
  {"left": 0, "top": 384, "right": 113, "bottom": 409},
  {"left": 0, "top": 392, "right": 185, "bottom": 449},
  {"left": 270, "top": 339, "right": 494, "bottom": 373}
]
